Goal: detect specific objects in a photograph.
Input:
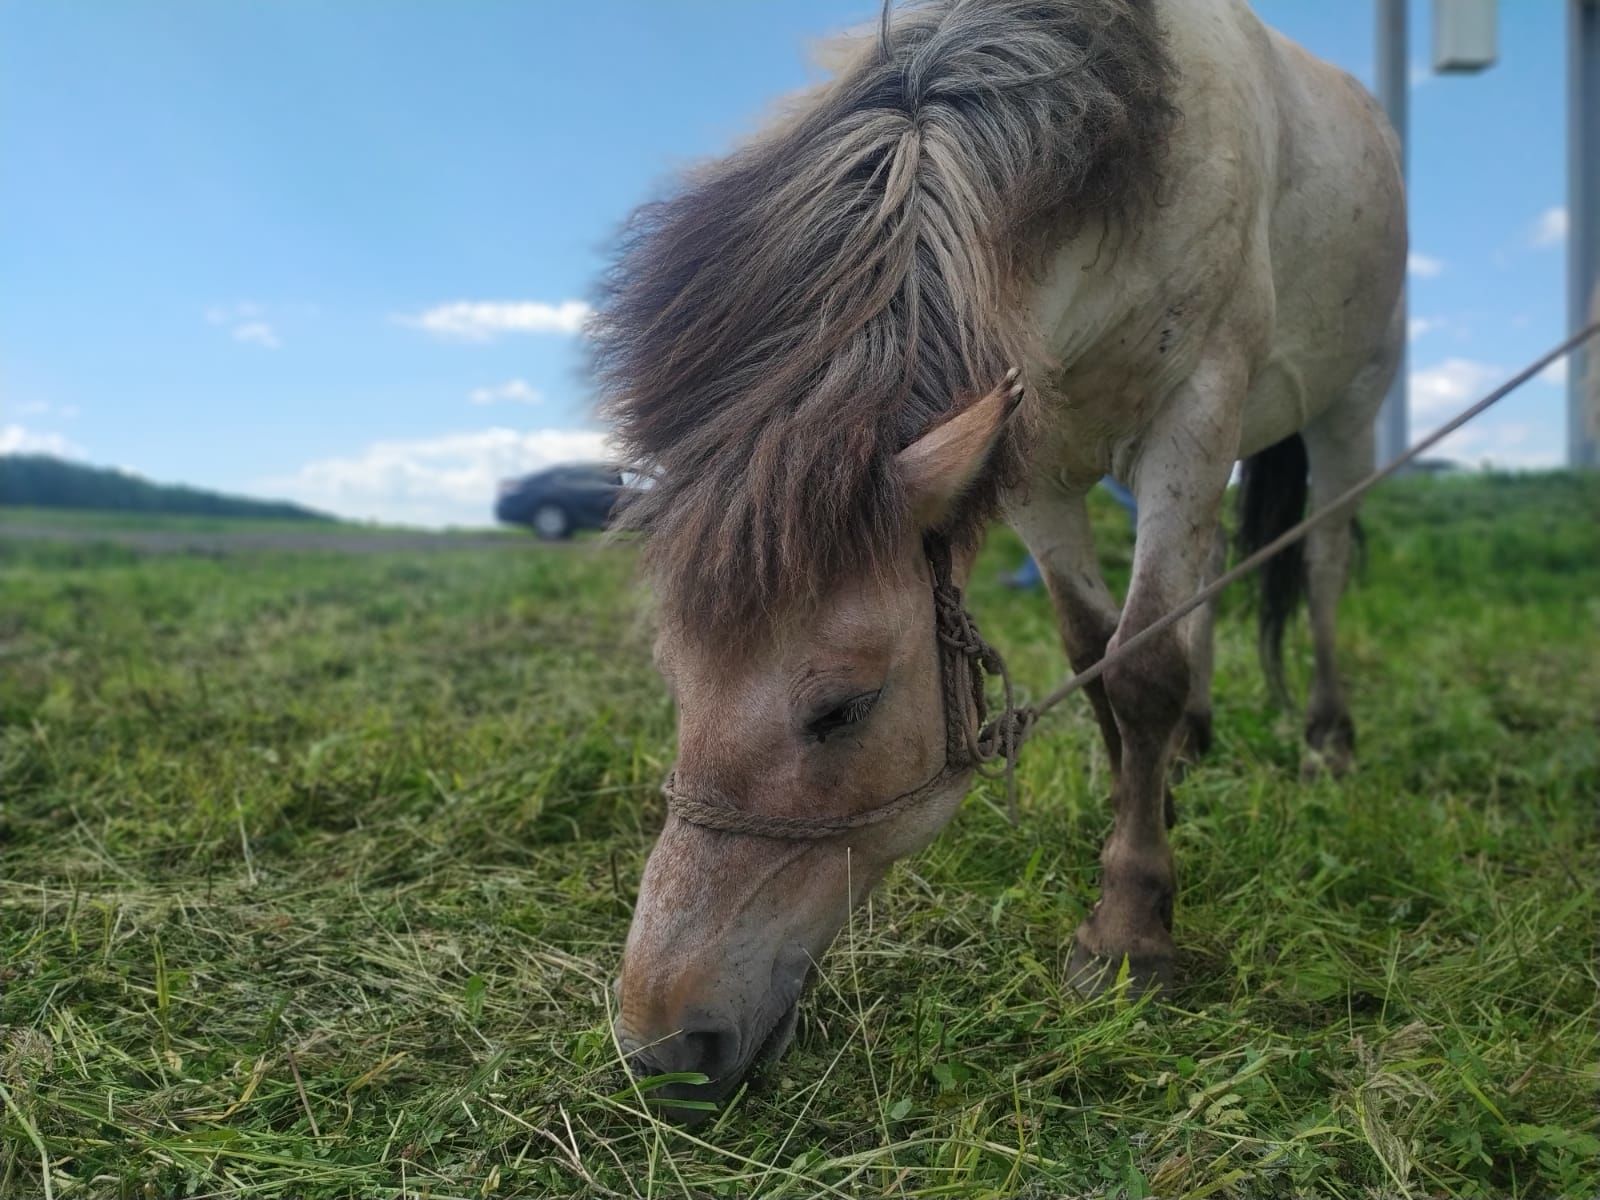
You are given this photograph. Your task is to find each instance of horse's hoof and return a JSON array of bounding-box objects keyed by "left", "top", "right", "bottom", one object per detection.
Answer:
[
  {"left": 1302, "top": 712, "right": 1354, "bottom": 781},
  {"left": 1066, "top": 924, "right": 1174, "bottom": 1000},
  {"left": 1299, "top": 738, "right": 1354, "bottom": 781}
]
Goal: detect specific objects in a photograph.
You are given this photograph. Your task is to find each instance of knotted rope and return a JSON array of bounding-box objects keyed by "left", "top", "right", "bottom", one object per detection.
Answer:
[
  {"left": 661, "top": 533, "right": 1030, "bottom": 840},
  {"left": 926, "top": 534, "right": 1033, "bottom": 821}
]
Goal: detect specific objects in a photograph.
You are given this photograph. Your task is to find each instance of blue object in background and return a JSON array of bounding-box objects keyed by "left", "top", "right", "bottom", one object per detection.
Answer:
[
  {"left": 1009, "top": 553, "right": 1044, "bottom": 589},
  {"left": 1006, "top": 476, "right": 1138, "bottom": 589},
  {"left": 1100, "top": 476, "right": 1137, "bottom": 519}
]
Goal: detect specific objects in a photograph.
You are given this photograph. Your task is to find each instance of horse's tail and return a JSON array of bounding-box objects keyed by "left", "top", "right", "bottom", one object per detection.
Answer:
[{"left": 1236, "top": 433, "right": 1308, "bottom": 709}]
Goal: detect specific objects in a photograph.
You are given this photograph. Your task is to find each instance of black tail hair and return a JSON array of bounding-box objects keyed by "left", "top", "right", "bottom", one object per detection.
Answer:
[{"left": 1236, "top": 433, "right": 1308, "bottom": 708}]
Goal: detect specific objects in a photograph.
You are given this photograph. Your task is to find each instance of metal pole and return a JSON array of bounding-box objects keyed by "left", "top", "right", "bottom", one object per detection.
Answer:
[
  {"left": 1376, "top": 0, "right": 1410, "bottom": 463},
  {"left": 1570, "top": 0, "right": 1599, "bottom": 468}
]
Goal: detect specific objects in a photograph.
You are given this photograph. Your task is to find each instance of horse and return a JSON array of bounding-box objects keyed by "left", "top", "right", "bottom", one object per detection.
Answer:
[{"left": 592, "top": 0, "right": 1405, "bottom": 1118}]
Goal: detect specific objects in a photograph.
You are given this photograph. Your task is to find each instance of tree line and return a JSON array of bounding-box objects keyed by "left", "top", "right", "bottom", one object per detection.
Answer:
[{"left": 0, "top": 455, "right": 330, "bottom": 521}]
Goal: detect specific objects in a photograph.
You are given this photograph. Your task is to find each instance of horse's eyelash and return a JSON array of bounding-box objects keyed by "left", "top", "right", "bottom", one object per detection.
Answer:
[
  {"left": 840, "top": 693, "right": 878, "bottom": 723},
  {"left": 809, "top": 690, "right": 880, "bottom": 739}
]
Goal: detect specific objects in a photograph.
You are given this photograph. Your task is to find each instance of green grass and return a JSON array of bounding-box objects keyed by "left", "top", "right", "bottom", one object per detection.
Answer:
[{"left": 3, "top": 473, "right": 1597, "bottom": 1199}]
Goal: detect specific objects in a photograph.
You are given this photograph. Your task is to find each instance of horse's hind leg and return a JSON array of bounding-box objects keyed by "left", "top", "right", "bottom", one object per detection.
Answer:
[{"left": 1299, "top": 383, "right": 1381, "bottom": 779}]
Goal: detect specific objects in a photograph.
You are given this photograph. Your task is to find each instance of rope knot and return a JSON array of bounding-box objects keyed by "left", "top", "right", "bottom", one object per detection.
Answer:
[
  {"left": 922, "top": 537, "right": 1033, "bottom": 825},
  {"left": 978, "top": 705, "right": 1035, "bottom": 760},
  {"left": 933, "top": 584, "right": 995, "bottom": 661}
]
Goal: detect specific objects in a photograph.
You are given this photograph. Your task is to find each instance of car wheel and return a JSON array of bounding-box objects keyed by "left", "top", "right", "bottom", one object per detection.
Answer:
[{"left": 531, "top": 503, "right": 571, "bottom": 540}]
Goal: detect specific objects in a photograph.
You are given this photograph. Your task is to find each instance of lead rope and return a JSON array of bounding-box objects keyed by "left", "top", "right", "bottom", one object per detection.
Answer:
[
  {"left": 1014, "top": 320, "right": 1600, "bottom": 728},
  {"left": 663, "top": 322, "right": 1600, "bottom": 841},
  {"left": 909, "top": 320, "right": 1600, "bottom": 825}
]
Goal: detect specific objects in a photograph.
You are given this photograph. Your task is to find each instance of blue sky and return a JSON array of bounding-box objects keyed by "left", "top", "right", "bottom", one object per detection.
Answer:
[{"left": 0, "top": 1, "right": 1576, "bottom": 525}]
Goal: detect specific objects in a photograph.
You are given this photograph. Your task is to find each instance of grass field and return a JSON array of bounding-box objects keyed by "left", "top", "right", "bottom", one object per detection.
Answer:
[{"left": 3, "top": 473, "right": 1597, "bottom": 1199}]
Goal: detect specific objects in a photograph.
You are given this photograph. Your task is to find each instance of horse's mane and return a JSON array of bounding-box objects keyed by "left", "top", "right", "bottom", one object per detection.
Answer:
[{"left": 593, "top": 0, "right": 1175, "bottom": 643}]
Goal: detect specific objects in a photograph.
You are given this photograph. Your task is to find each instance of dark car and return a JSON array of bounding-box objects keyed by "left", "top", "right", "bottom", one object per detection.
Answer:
[{"left": 495, "top": 462, "right": 624, "bottom": 539}]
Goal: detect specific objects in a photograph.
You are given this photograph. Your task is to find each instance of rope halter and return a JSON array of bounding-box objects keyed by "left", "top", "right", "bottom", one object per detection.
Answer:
[{"left": 661, "top": 533, "right": 1033, "bottom": 841}]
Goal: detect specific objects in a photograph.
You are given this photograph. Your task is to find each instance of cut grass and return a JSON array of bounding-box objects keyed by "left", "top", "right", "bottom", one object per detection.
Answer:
[{"left": 2, "top": 472, "right": 1598, "bottom": 1198}]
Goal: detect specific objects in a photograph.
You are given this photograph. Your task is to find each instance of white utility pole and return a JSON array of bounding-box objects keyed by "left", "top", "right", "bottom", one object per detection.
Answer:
[{"left": 1570, "top": 0, "right": 1599, "bottom": 468}]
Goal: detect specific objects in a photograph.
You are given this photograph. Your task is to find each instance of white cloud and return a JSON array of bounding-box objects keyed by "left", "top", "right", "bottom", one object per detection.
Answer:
[
  {"left": 206, "top": 302, "right": 261, "bottom": 325},
  {"left": 1409, "top": 357, "right": 1503, "bottom": 419},
  {"left": 399, "top": 300, "right": 592, "bottom": 341},
  {"left": 1408, "top": 316, "right": 1446, "bottom": 342},
  {"left": 1539, "top": 358, "right": 1568, "bottom": 387},
  {"left": 232, "top": 321, "right": 281, "bottom": 349},
  {"left": 469, "top": 379, "right": 543, "bottom": 406},
  {"left": 0, "top": 424, "right": 84, "bottom": 457},
  {"left": 208, "top": 302, "right": 282, "bottom": 349},
  {"left": 1409, "top": 362, "right": 1564, "bottom": 469},
  {"left": 1435, "top": 422, "right": 1561, "bottom": 469},
  {"left": 1407, "top": 252, "right": 1444, "bottom": 279},
  {"left": 1529, "top": 206, "right": 1567, "bottom": 248},
  {"left": 264, "top": 426, "right": 613, "bottom": 527}
]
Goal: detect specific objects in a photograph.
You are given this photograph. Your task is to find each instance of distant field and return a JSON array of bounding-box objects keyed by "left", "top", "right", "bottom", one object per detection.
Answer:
[
  {"left": 0, "top": 507, "right": 539, "bottom": 555},
  {"left": 2, "top": 474, "right": 1597, "bottom": 1199},
  {"left": 0, "top": 507, "right": 373, "bottom": 534},
  {"left": 0, "top": 505, "right": 527, "bottom": 537}
]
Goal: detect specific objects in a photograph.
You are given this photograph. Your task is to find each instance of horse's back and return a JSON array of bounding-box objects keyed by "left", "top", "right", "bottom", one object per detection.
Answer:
[
  {"left": 1245, "top": 23, "right": 1407, "bottom": 454},
  {"left": 1031, "top": 0, "right": 1405, "bottom": 474},
  {"left": 1162, "top": 0, "right": 1405, "bottom": 455}
]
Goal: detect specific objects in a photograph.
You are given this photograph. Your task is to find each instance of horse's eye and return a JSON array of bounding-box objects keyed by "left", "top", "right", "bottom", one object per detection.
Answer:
[{"left": 806, "top": 690, "right": 880, "bottom": 742}]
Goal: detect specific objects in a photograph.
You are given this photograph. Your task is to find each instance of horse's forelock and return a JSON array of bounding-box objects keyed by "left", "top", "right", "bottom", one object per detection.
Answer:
[{"left": 593, "top": 0, "right": 1175, "bottom": 646}]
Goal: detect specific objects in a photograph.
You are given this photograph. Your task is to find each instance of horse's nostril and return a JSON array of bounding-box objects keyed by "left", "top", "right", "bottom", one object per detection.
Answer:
[
  {"left": 680, "top": 1027, "right": 739, "bottom": 1080},
  {"left": 633, "top": 1018, "right": 741, "bottom": 1083}
]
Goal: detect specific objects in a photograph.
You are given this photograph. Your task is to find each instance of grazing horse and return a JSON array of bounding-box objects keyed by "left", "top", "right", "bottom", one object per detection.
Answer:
[{"left": 594, "top": 0, "right": 1404, "bottom": 1116}]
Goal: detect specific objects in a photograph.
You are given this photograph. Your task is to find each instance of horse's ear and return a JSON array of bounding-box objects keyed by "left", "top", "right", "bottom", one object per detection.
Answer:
[{"left": 897, "top": 369, "right": 1024, "bottom": 528}]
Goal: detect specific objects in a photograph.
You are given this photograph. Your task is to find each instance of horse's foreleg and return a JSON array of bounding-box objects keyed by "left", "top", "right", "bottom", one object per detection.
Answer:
[
  {"left": 1068, "top": 366, "right": 1241, "bottom": 998},
  {"left": 1009, "top": 484, "right": 1123, "bottom": 774}
]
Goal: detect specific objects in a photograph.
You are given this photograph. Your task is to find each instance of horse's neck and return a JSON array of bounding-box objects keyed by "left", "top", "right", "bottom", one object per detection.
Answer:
[
  {"left": 1027, "top": 0, "right": 1272, "bottom": 364},
  {"left": 1015, "top": 0, "right": 1286, "bottom": 482}
]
